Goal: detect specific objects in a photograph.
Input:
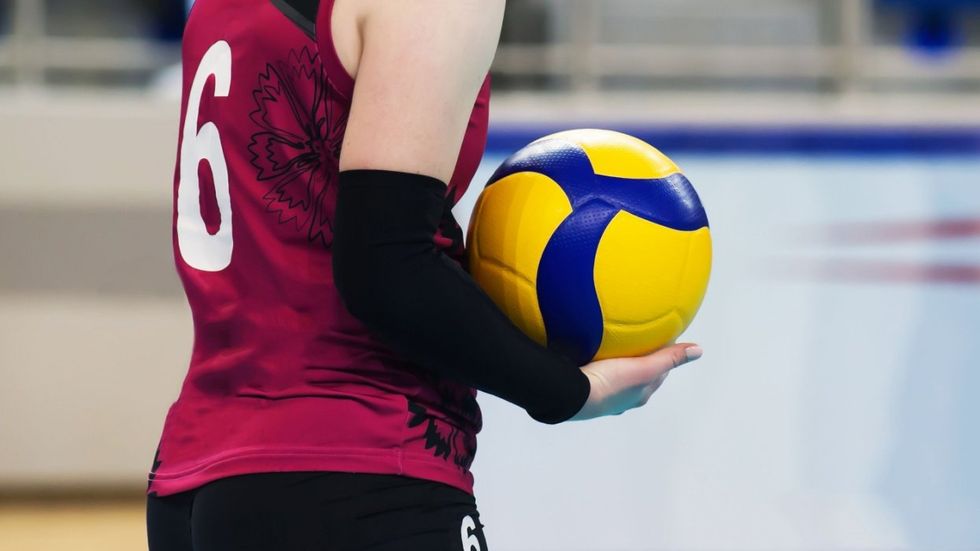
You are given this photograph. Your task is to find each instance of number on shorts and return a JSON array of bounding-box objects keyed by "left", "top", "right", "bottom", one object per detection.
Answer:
[
  {"left": 460, "top": 515, "right": 482, "bottom": 551},
  {"left": 176, "top": 40, "right": 234, "bottom": 271}
]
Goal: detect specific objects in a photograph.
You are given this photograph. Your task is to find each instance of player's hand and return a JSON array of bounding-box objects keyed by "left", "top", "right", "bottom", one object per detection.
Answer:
[{"left": 570, "top": 343, "right": 702, "bottom": 421}]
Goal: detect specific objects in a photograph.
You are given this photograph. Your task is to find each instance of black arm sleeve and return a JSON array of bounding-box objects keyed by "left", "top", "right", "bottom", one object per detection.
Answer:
[{"left": 332, "top": 170, "right": 591, "bottom": 424}]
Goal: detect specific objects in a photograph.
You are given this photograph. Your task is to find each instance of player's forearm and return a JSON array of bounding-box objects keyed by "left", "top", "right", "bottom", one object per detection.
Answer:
[{"left": 332, "top": 169, "right": 590, "bottom": 424}]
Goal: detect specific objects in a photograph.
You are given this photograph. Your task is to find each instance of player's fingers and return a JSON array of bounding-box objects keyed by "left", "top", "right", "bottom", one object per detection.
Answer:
[
  {"left": 588, "top": 343, "right": 701, "bottom": 391},
  {"left": 675, "top": 344, "right": 703, "bottom": 367},
  {"left": 646, "top": 343, "right": 702, "bottom": 373},
  {"left": 646, "top": 343, "right": 704, "bottom": 370},
  {"left": 609, "top": 344, "right": 697, "bottom": 389}
]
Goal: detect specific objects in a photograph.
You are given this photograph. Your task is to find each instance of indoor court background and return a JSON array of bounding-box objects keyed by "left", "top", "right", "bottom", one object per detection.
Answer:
[{"left": 2, "top": 1, "right": 979, "bottom": 550}]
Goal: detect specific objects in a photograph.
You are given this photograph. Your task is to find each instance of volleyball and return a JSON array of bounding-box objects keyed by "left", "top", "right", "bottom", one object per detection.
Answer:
[{"left": 467, "top": 129, "right": 712, "bottom": 366}]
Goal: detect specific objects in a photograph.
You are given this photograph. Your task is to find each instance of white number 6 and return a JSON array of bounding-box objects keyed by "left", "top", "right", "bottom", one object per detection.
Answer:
[
  {"left": 460, "top": 515, "right": 482, "bottom": 551},
  {"left": 176, "top": 40, "right": 233, "bottom": 272}
]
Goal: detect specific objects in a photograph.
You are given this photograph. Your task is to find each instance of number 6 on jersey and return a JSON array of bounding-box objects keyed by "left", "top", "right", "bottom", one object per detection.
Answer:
[{"left": 176, "top": 40, "right": 234, "bottom": 272}]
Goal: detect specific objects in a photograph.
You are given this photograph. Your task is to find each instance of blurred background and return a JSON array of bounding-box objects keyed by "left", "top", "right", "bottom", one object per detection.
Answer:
[{"left": 1, "top": 0, "right": 979, "bottom": 550}]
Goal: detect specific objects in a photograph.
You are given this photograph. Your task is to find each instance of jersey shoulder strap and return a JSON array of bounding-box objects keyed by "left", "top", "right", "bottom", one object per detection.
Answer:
[{"left": 270, "top": 0, "right": 321, "bottom": 39}]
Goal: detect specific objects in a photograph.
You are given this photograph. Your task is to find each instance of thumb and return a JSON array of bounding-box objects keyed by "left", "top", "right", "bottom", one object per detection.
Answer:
[
  {"left": 613, "top": 343, "right": 702, "bottom": 391},
  {"left": 638, "top": 343, "right": 702, "bottom": 376},
  {"left": 669, "top": 343, "right": 703, "bottom": 368}
]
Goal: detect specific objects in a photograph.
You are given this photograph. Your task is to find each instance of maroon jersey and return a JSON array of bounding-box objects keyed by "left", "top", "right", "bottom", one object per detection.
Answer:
[{"left": 149, "top": 0, "right": 490, "bottom": 497}]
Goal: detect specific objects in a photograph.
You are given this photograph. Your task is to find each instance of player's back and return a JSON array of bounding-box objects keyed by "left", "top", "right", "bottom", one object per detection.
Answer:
[{"left": 151, "top": 0, "right": 489, "bottom": 498}]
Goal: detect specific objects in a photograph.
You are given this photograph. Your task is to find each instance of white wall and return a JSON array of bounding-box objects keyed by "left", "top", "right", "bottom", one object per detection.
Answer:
[
  {"left": 0, "top": 92, "right": 188, "bottom": 487},
  {"left": 463, "top": 152, "right": 980, "bottom": 550}
]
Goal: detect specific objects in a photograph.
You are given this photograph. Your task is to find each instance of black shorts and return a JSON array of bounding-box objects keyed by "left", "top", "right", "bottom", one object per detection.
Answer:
[{"left": 147, "top": 472, "right": 489, "bottom": 551}]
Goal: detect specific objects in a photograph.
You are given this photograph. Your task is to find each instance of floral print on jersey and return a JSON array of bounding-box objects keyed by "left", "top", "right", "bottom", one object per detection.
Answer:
[{"left": 248, "top": 47, "right": 348, "bottom": 248}]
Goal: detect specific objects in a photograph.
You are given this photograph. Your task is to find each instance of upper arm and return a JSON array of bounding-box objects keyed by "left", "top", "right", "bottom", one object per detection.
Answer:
[{"left": 338, "top": 0, "right": 504, "bottom": 182}]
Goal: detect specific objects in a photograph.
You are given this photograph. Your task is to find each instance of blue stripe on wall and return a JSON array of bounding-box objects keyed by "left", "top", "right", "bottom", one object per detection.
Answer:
[{"left": 486, "top": 125, "right": 980, "bottom": 155}]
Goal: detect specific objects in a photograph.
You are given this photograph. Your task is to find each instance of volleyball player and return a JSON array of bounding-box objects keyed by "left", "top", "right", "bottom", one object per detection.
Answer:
[{"left": 147, "top": 1, "right": 702, "bottom": 549}]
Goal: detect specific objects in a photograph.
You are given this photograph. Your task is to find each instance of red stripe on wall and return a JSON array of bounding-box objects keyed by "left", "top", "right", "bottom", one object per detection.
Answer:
[
  {"left": 773, "top": 259, "right": 980, "bottom": 284},
  {"left": 799, "top": 218, "right": 980, "bottom": 245}
]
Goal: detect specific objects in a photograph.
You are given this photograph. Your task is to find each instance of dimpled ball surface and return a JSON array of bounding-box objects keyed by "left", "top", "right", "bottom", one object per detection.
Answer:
[{"left": 467, "top": 129, "right": 712, "bottom": 366}]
